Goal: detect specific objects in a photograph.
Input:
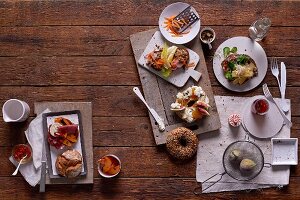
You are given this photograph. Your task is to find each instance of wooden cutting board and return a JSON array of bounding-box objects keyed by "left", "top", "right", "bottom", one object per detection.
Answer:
[
  {"left": 130, "top": 28, "right": 221, "bottom": 145},
  {"left": 34, "top": 102, "right": 93, "bottom": 185}
]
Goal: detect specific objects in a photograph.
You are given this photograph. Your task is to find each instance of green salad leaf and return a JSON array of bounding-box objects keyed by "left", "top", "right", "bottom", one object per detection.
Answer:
[
  {"left": 237, "top": 54, "right": 249, "bottom": 65},
  {"left": 223, "top": 47, "right": 230, "bottom": 58},
  {"left": 228, "top": 61, "right": 235, "bottom": 70},
  {"left": 231, "top": 47, "right": 237, "bottom": 53},
  {"left": 223, "top": 46, "right": 238, "bottom": 58},
  {"left": 161, "top": 67, "right": 172, "bottom": 78},
  {"left": 224, "top": 71, "right": 233, "bottom": 81}
]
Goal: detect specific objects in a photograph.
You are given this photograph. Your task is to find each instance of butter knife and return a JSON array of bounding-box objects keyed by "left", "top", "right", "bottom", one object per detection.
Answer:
[
  {"left": 39, "top": 142, "right": 46, "bottom": 192},
  {"left": 133, "top": 87, "right": 165, "bottom": 131},
  {"left": 280, "top": 62, "right": 289, "bottom": 112}
]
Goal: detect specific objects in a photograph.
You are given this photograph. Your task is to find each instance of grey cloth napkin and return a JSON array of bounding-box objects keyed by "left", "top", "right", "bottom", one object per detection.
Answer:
[
  {"left": 196, "top": 96, "right": 291, "bottom": 193},
  {"left": 9, "top": 109, "right": 50, "bottom": 186}
]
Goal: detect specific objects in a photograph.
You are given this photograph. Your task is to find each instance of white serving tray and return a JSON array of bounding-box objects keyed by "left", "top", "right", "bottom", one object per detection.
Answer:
[
  {"left": 271, "top": 138, "right": 298, "bottom": 165},
  {"left": 43, "top": 110, "right": 87, "bottom": 179},
  {"left": 138, "top": 31, "right": 201, "bottom": 87}
]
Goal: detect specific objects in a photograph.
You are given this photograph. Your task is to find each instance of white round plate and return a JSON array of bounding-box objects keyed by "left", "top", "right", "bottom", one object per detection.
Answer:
[
  {"left": 213, "top": 36, "right": 268, "bottom": 92},
  {"left": 159, "top": 2, "right": 200, "bottom": 44},
  {"left": 242, "top": 96, "right": 284, "bottom": 139}
]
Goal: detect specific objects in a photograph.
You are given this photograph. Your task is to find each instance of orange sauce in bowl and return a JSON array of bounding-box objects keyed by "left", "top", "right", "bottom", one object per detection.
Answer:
[
  {"left": 98, "top": 155, "right": 121, "bottom": 176},
  {"left": 12, "top": 144, "right": 32, "bottom": 163}
]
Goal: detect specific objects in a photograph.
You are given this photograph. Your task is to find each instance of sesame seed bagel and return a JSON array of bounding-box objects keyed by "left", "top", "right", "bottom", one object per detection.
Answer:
[{"left": 166, "top": 127, "right": 198, "bottom": 160}]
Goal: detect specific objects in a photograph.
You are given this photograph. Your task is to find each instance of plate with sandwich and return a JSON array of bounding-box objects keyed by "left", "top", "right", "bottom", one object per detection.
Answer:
[
  {"left": 213, "top": 36, "right": 268, "bottom": 92},
  {"left": 138, "top": 31, "right": 202, "bottom": 87}
]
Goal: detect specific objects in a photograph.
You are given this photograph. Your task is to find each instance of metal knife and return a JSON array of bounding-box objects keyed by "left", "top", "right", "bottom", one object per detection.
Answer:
[
  {"left": 39, "top": 142, "right": 46, "bottom": 192},
  {"left": 133, "top": 87, "right": 165, "bottom": 131}
]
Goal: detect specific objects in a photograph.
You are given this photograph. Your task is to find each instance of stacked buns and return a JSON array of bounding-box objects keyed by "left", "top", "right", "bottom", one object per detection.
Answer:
[{"left": 55, "top": 149, "right": 83, "bottom": 178}]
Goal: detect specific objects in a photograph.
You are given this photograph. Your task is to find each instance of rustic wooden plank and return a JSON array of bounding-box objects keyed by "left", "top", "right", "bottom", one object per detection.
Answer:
[
  {"left": 0, "top": 56, "right": 299, "bottom": 87},
  {"left": 130, "top": 28, "right": 221, "bottom": 145},
  {"left": 0, "top": 56, "right": 140, "bottom": 86},
  {"left": 130, "top": 29, "right": 169, "bottom": 145},
  {"left": 0, "top": 26, "right": 299, "bottom": 56},
  {"left": 0, "top": 177, "right": 300, "bottom": 200},
  {"left": 0, "top": 116, "right": 299, "bottom": 147},
  {"left": 0, "top": 1, "right": 299, "bottom": 26},
  {"left": 0, "top": 86, "right": 148, "bottom": 117},
  {"left": 0, "top": 86, "right": 299, "bottom": 117}
]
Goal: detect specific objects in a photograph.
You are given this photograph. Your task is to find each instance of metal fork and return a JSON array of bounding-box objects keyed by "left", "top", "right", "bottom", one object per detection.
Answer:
[
  {"left": 270, "top": 58, "right": 281, "bottom": 93},
  {"left": 262, "top": 83, "right": 292, "bottom": 128}
]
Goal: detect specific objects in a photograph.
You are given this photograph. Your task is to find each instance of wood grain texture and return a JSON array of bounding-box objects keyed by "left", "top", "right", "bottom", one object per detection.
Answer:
[
  {"left": 0, "top": 116, "right": 299, "bottom": 147},
  {"left": 0, "top": 86, "right": 299, "bottom": 117},
  {"left": 0, "top": 1, "right": 299, "bottom": 26},
  {"left": 0, "top": 26, "right": 299, "bottom": 56},
  {"left": 0, "top": 56, "right": 299, "bottom": 87},
  {"left": 1, "top": 177, "right": 300, "bottom": 200},
  {"left": 0, "top": 0, "right": 299, "bottom": 199}
]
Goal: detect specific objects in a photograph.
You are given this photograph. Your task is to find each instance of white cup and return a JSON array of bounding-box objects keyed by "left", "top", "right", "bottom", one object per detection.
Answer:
[
  {"left": 2, "top": 99, "right": 30, "bottom": 122},
  {"left": 199, "top": 27, "right": 216, "bottom": 50}
]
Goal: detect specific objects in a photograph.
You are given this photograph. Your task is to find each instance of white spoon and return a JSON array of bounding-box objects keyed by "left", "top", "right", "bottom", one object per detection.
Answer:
[{"left": 12, "top": 155, "right": 27, "bottom": 176}]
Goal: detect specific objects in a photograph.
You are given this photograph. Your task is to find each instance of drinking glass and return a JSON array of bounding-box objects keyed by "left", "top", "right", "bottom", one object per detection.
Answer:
[{"left": 249, "top": 18, "right": 271, "bottom": 41}]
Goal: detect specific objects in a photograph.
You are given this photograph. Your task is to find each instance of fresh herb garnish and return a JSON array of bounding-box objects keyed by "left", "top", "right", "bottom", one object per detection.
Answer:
[
  {"left": 236, "top": 54, "right": 249, "bottom": 65},
  {"left": 228, "top": 61, "right": 235, "bottom": 70},
  {"left": 161, "top": 67, "right": 172, "bottom": 78},
  {"left": 225, "top": 71, "right": 233, "bottom": 80}
]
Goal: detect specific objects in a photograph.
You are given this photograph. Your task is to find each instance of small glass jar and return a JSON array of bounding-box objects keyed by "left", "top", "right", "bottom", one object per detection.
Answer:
[
  {"left": 12, "top": 144, "right": 32, "bottom": 164},
  {"left": 251, "top": 98, "right": 269, "bottom": 115}
]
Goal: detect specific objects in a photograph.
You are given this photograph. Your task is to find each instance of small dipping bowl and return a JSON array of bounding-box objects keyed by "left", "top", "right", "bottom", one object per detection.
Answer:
[
  {"left": 98, "top": 154, "right": 121, "bottom": 178},
  {"left": 11, "top": 144, "right": 32, "bottom": 164},
  {"left": 251, "top": 98, "right": 269, "bottom": 115},
  {"left": 199, "top": 27, "right": 216, "bottom": 49}
]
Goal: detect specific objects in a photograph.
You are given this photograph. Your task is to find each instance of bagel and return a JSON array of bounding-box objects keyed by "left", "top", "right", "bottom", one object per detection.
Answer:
[{"left": 166, "top": 127, "right": 198, "bottom": 160}]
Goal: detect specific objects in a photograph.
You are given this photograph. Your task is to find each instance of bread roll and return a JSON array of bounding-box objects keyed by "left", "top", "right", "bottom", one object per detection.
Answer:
[{"left": 55, "top": 149, "right": 82, "bottom": 178}]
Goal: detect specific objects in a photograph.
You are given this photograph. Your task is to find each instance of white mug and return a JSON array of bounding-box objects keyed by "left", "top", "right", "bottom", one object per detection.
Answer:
[{"left": 2, "top": 99, "right": 30, "bottom": 122}]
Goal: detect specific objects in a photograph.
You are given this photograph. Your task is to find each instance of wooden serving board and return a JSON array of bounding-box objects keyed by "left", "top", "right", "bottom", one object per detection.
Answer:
[
  {"left": 34, "top": 102, "right": 93, "bottom": 185},
  {"left": 130, "top": 29, "right": 221, "bottom": 145}
]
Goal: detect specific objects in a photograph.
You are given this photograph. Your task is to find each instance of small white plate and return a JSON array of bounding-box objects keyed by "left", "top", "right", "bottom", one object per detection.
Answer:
[
  {"left": 159, "top": 2, "right": 200, "bottom": 44},
  {"left": 242, "top": 95, "right": 284, "bottom": 139},
  {"left": 272, "top": 138, "right": 298, "bottom": 165},
  {"left": 213, "top": 36, "right": 268, "bottom": 92},
  {"left": 138, "top": 31, "right": 201, "bottom": 87}
]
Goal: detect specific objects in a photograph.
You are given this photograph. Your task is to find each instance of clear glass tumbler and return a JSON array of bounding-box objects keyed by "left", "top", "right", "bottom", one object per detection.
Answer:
[{"left": 249, "top": 18, "right": 271, "bottom": 41}]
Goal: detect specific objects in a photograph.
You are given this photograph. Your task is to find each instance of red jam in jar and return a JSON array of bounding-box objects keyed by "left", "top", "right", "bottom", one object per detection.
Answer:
[
  {"left": 12, "top": 144, "right": 32, "bottom": 163},
  {"left": 251, "top": 98, "right": 269, "bottom": 115}
]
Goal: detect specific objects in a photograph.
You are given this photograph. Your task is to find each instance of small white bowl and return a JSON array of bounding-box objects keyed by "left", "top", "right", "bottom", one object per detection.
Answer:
[
  {"left": 98, "top": 154, "right": 121, "bottom": 178},
  {"left": 271, "top": 138, "right": 298, "bottom": 165}
]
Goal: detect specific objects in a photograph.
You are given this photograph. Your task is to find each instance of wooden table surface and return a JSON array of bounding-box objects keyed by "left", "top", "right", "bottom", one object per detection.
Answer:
[{"left": 0, "top": 1, "right": 299, "bottom": 199}]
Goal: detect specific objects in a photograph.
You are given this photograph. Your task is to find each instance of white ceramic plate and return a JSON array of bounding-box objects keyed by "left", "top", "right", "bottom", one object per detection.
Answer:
[
  {"left": 242, "top": 95, "right": 283, "bottom": 139},
  {"left": 213, "top": 36, "right": 268, "bottom": 92},
  {"left": 159, "top": 2, "right": 200, "bottom": 44},
  {"left": 138, "top": 31, "right": 201, "bottom": 87},
  {"left": 272, "top": 138, "right": 298, "bottom": 165}
]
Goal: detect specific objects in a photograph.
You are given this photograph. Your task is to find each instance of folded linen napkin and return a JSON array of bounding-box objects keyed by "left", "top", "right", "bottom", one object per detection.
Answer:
[
  {"left": 196, "top": 96, "right": 291, "bottom": 193},
  {"left": 9, "top": 109, "right": 50, "bottom": 186}
]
